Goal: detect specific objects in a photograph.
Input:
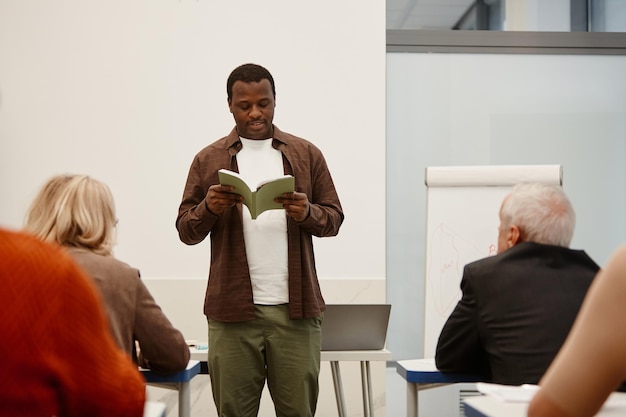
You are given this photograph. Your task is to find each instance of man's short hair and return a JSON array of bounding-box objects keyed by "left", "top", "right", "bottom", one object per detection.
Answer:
[{"left": 227, "top": 63, "right": 276, "bottom": 101}]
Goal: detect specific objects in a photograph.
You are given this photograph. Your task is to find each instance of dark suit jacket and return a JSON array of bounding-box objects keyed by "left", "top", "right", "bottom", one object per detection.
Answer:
[{"left": 435, "top": 242, "right": 599, "bottom": 385}]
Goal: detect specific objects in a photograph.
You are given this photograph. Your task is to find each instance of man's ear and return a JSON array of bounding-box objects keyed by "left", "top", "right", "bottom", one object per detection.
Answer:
[{"left": 508, "top": 225, "right": 521, "bottom": 247}]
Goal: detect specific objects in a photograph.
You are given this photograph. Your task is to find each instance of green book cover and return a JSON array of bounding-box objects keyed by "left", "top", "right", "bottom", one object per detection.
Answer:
[{"left": 218, "top": 169, "right": 295, "bottom": 219}]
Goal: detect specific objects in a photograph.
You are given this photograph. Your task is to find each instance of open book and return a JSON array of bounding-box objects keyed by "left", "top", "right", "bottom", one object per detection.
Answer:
[{"left": 218, "top": 169, "right": 295, "bottom": 219}]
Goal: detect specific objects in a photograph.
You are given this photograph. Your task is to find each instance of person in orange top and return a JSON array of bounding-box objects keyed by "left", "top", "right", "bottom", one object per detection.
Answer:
[{"left": 0, "top": 228, "right": 146, "bottom": 417}]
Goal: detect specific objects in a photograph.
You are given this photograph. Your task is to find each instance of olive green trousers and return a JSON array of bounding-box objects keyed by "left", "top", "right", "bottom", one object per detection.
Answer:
[{"left": 208, "top": 304, "right": 323, "bottom": 417}]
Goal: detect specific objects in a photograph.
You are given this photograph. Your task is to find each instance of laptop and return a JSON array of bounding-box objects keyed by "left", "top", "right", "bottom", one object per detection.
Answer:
[{"left": 321, "top": 304, "right": 391, "bottom": 351}]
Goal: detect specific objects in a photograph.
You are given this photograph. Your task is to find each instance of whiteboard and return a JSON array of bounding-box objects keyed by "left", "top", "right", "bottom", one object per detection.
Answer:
[{"left": 423, "top": 165, "right": 562, "bottom": 358}]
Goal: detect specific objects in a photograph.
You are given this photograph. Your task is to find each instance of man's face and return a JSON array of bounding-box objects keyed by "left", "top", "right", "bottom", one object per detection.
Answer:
[{"left": 228, "top": 79, "right": 275, "bottom": 140}]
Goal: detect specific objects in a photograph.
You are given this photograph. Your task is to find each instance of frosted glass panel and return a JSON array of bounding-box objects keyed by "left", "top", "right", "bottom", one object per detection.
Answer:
[{"left": 386, "top": 51, "right": 626, "bottom": 359}]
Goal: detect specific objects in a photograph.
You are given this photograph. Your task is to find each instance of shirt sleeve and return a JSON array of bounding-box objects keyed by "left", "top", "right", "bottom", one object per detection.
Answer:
[
  {"left": 296, "top": 147, "right": 343, "bottom": 237},
  {"left": 176, "top": 154, "right": 220, "bottom": 244},
  {"left": 133, "top": 276, "right": 190, "bottom": 375},
  {"left": 435, "top": 266, "right": 490, "bottom": 377}
]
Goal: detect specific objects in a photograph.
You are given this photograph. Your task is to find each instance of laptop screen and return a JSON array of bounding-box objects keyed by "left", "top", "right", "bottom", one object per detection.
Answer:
[{"left": 321, "top": 304, "right": 391, "bottom": 351}]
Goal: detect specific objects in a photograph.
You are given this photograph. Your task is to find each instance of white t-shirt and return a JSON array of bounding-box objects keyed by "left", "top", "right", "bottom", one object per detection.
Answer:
[{"left": 236, "top": 138, "right": 289, "bottom": 305}]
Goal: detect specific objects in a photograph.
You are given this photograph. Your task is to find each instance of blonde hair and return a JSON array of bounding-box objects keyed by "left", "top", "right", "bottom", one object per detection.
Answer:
[{"left": 24, "top": 174, "right": 117, "bottom": 255}]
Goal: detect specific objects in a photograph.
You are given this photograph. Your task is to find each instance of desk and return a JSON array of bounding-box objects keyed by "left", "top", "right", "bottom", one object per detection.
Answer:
[
  {"left": 464, "top": 393, "right": 626, "bottom": 417},
  {"left": 190, "top": 347, "right": 391, "bottom": 417},
  {"left": 141, "top": 360, "right": 201, "bottom": 417},
  {"left": 396, "top": 358, "right": 482, "bottom": 417},
  {"left": 323, "top": 349, "right": 392, "bottom": 417},
  {"left": 144, "top": 401, "right": 167, "bottom": 417}
]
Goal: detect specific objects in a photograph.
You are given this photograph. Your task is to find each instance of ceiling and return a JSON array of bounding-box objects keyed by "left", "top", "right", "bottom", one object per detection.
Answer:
[{"left": 387, "top": 0, "right": 475, "bottom": 30}]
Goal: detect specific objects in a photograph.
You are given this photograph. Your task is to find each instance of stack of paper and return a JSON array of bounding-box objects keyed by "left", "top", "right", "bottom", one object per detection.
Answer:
[
  {"left": 475, "top": 383, "right": 539, "bottom": 403},
  {"left": 476, "top": 382, "right": 626, "bottom": 411}
]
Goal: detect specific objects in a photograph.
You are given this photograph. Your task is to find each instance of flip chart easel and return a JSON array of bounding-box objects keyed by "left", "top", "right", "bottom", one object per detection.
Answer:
[{"left": 423, "top": 164, "right": 562, "bottom": 357}]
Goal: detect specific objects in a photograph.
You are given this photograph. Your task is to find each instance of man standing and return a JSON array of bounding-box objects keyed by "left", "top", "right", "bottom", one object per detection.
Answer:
[
  {"left": 176, "top": 63, "right": 343, "bottom": 416},
  {"left": 435, "top": 182, "right": 599, "bottom": 385}
]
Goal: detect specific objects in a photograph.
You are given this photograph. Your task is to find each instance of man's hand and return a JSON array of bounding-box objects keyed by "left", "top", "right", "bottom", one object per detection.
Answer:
[
  {"left": 275, "top": 191, "right": 310, "bottom": 222},
  {"left": 206, "top": 185, "right": 243, "bottom": 215}
]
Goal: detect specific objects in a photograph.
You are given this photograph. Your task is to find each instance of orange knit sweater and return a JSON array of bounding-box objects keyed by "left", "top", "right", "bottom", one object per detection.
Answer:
[{"left": 0, "top": 228, "right": 146, "bottom": 416}]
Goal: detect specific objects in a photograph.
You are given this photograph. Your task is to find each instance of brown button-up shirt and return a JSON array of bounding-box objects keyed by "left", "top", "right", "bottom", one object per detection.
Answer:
[{"left": 176, "top": 126, "right": 344, "bottom": 322}]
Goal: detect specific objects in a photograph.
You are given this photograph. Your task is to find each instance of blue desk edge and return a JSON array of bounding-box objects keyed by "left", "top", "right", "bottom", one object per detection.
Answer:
[
  {"left": 396, "top": 362, "right": 482, "bottom": 384},
  {"left": 141, "top": 360, "right": 201, "bottom": 383}
]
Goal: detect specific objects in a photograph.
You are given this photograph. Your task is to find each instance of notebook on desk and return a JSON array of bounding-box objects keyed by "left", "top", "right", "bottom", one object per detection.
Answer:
[{"left": 321, "top": 304, "right": 391, "bottom": 351}]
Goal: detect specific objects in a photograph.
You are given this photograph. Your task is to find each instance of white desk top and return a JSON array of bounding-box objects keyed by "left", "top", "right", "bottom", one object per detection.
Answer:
[
  {"left": 144, "top": 401, "right": 166, "bottom": 417},
  {"left": 189, "top": 347, "right": 207, "bottom": 361},
  {"left": 321, "top": 349, "right": 392, "bottom": 361},
  {"left": 464, "top": 393, "right": 626, "bottom": 417},
  {"left": 397, "top": 358, "right": 437, "bottom": 371},
  {"left": 189, "top": 347, "right": 391, "bottom": 362}
]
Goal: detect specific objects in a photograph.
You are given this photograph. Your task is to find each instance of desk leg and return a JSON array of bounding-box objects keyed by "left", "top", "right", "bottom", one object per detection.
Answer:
[
  {"left": 406, "top": 382, "right": 418, "bottom": 417},
  {"left": 330, "top": 361, "right": 347, "bottom": 417},
  {"left": 360, "top": 361, "right": 374, "bottom": 417},
  {"left": 179, "top": 381, "right": 190, "bottom": 417}
]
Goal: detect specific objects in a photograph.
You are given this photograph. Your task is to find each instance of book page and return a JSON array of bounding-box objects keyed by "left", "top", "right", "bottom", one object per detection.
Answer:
[
  {"left": 217, "top": 169, "right": 254, "bottom": 208},
  {"left": 218, "top": 169, "right": 294, "bottom": 219},
  {"left": 255, "top": 176, "right": 295, "bottom": 217}
]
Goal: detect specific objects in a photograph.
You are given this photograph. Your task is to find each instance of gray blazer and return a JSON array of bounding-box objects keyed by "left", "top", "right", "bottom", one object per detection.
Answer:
[
  {"left": 435, "top": 242, "right": 599, "bottom": 385},
  {"left": 68, "top": 247, "right": 190, "bottom": 375}
]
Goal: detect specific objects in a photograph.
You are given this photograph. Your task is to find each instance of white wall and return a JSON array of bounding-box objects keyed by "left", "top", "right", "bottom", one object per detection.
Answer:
[
  {"left": 0, "top": 0, "right": 386, "bottom": 283},
  {"left": 0, "top": 2, "right": 386, "bottom": 416}
]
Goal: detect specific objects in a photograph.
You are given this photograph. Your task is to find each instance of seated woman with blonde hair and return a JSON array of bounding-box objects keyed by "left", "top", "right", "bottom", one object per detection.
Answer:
[
  {"left": 528, "top": 244, "right": 626, "bottom": 417},
  {"left": 24, "top": 174, "right": 189, "bottom": 375}
]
